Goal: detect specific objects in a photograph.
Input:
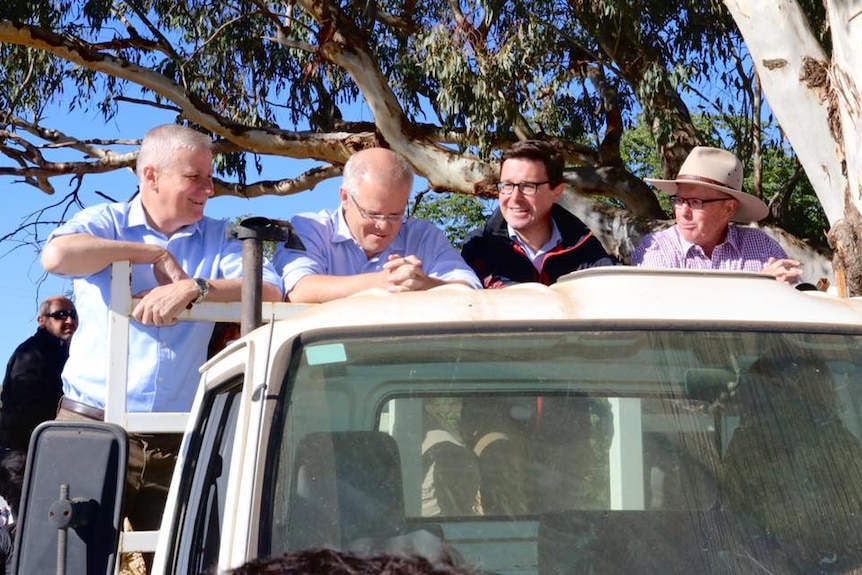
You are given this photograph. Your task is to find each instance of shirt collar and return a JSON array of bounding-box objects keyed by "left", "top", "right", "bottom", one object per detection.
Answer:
[
  {"left": 332, "top": 206, "right": 407, "bottom": 258},
  {"left": 675, "top": 224, "right": 740, "bottom": 255},
  {"left": 506, "top": 220, "right": 562, "bottom": 254},
  {"left": 128, "top": 195, "right": 204, "bottom": 238},
  {"left": 128, "top": 196, "right": 150, "bottom": 229},
  {"left": 332, "top": 207, "right": 356, "bottom": 244}
]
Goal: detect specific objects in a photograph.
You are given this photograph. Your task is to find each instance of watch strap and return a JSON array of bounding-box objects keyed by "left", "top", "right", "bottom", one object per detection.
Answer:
[{"left": 192, "top": 278, "right": 210, "bottom": 305}]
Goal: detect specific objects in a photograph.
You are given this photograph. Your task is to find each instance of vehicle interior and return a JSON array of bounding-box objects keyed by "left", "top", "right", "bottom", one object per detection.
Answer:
[{"left": 262, "top": 326, "right": 862, "bottom": 574}]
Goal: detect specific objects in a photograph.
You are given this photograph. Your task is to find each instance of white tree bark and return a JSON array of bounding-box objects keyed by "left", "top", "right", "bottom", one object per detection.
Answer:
[
  {"left": 827, "top": 1, "right": 862, "bottom": 215},
  {"left": 722, "top": 0, "right": 846, "bottom": 225}
]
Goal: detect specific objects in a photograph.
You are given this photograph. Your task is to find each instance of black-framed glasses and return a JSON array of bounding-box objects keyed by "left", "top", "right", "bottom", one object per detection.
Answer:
[
  {"left": 44, "top": 309, "right": 77, "bottom": 321},
  {"left": 496, "top": 181, "right": 550, "bottom": 196},
  {"left": 669, "top": 195, "right": 729, "bottom": 210},
  {"left": 349, "top": 195, "right": 406, "bottom": 222}
]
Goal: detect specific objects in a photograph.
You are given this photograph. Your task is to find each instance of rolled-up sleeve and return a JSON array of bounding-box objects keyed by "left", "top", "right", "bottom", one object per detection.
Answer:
[{"left": 274, "top": 213, "right": 332, "bottom": 295}]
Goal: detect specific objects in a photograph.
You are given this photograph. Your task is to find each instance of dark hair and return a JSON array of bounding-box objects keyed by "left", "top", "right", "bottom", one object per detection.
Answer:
[
  {"left": 224, "top": 549, "right": 476, "bottom": 575},
  {"left": 500, "top": 140, "right": 565, "bottom": 185}
]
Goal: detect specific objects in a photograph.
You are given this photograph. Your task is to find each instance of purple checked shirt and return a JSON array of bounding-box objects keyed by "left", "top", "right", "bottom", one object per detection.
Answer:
[{"left": 631, "top": 224, "right": 787, "bottom": 271}]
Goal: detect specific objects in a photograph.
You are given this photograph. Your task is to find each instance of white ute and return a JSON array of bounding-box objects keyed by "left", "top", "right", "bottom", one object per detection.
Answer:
[{"left": 12, "top": 266, "right": 862, "bottom": 574}]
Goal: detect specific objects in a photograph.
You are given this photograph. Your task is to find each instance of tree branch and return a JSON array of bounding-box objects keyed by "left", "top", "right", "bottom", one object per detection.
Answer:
[
  {"left": 292, "top": 0, "right": 498, "bottom": 194},
  {"left": 213, "top": 164, "right": 342, "bottom": 198},
  {"left": 0, "top": 20, "right": 366, "bottom": 162},
  {"left": 124, "top": 3, "right": 184, "bottom": 66},
  {"left": 187, "top": 13, "right": 251, "bottom": 64}
]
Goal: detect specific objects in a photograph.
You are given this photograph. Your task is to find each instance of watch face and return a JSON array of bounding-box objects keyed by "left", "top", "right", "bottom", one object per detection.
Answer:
[{"left": 195, "top": 278, "right": 210, "bottom": 303}]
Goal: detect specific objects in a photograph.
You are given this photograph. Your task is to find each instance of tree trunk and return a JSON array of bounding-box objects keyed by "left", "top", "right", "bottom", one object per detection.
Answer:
[
  {"left": 722, "top": 0, "right": 843, "bottom": 223},
  {"left": 723, "top": 0, "right": 862, "bottom": 294}
]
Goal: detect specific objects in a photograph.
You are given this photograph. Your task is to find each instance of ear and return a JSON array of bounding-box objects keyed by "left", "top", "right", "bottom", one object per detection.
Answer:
[
  {"left": 37, "top": 315, "right": 47, "bottom": 329},
  {"left": 724, "top": 198, "right": 739, "bottom": 219},
  {"left": 339, "top": 186, "right": 350, "bottom": 209},
  {"left": 142, "top": 165, "right": 158, "bottom": 190},
  {"left": 550, "top": 181, "right": 565, "bottom": 202}
]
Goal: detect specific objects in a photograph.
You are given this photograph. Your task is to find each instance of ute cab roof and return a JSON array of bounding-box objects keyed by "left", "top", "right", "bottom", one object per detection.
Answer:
[{"left": 214, "top": 268, "right": 861, "bottom": 364}]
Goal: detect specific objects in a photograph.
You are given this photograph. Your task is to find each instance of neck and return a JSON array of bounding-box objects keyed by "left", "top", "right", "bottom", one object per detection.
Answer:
[
  {"left": 144, "top": 209, "right": 183, "bottom": 237},
  {"left": 699, "top": 227, "right": 729, "bottom": 258},
  {"left": 140, "top": 192, "right": 188, "bottom": 237},
  {"left": 515, "top": 223, "right": 553, "bottom": 253}
]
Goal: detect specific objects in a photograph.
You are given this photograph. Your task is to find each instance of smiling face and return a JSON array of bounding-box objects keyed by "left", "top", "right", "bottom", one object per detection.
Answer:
[
  {"left": 141, "top": 147, "right": 214, "bottom": 236},
  {"left": 673, "top": 183, "right": 737, "bottom": 254},
  {"left": 498, "top": 157, "right": 563, "bottom": 250}
]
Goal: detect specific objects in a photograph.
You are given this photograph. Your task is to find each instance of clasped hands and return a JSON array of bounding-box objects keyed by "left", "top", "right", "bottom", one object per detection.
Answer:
[{"left": 382, "top": 254, "right": 442, "bottom": 292}]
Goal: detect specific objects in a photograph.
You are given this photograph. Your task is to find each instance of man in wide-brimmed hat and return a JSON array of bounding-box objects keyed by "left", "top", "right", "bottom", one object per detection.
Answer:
[{"left": 631, "top": 146, "right": 803, "bottom": 285}]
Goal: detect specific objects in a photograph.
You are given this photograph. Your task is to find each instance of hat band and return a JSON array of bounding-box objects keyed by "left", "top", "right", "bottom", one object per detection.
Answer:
[{"left": 678, "top": 174, "right": 739, "bottom": 191}]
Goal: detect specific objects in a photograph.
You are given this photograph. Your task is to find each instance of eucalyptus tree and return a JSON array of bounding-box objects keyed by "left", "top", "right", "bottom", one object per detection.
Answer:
[
  {"left": 0, "top": 1, "right": 841, "bottom": 285},
  {"left": 723, "top": 0, "right": 862, "bottom": 294}
]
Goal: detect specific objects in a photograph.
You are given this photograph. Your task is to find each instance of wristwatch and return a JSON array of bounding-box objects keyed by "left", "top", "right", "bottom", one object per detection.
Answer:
[{"left": 192, "top": 278, "right": 210, "bottom": 305}]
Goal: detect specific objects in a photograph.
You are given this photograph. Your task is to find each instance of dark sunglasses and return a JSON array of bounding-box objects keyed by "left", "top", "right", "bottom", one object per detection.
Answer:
[{"left": 44, "top": 309, "right": 77, "bottom": 320}]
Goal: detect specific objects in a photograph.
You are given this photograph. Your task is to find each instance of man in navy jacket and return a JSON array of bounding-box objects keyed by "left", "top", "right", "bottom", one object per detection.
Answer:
[
  {"left": 462, "top": 140, "right": 616, "bottom": 287},
  {"left": 0, "top": 296, "right": 77, "bottom": 517}
]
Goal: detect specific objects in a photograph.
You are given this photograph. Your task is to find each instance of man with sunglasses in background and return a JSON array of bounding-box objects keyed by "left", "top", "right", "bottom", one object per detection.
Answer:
[
  {"left": 631, "top": 146, "right": 803, "bottom": 285},
  {"left": 276, "top": 147, "right": 481, "bottom": 302},
  {"left": 462, "top": 140, "right": 617, "bottom": 288},
  {"left": 0, "top": 296, "right": 78, "bottom": 520}
]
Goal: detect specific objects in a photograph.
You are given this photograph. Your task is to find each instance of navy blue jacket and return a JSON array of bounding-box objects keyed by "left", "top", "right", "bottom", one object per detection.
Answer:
[
  {"left": 461, "top": 204, "right": 617, "bottom": 287},
  {"left": 0, "top": 329, "right": 68, "bottom": 450}
]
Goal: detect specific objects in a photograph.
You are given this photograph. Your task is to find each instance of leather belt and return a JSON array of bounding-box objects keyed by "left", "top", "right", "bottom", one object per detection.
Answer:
[{"left": 59, "top": 397, "right": 105, "bottom": 421}]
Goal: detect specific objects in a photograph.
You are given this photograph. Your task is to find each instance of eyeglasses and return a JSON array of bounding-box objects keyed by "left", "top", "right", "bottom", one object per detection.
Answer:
[
  {"left": 670, "top": 195, "right": 729, "bottom": 210},
  {"left": 496, "top": 181, "right": 550, "bottom": 196},
  {"left": 44, "top": 309, "right": 77, "bottom": 321},
  {"left": 349, "top": 195, "right": 406, "bottom": 222}
]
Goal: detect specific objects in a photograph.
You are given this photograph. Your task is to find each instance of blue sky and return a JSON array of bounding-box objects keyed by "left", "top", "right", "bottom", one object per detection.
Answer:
[{"left": 0, "top": 104, "right": 345, "bottom": 366}]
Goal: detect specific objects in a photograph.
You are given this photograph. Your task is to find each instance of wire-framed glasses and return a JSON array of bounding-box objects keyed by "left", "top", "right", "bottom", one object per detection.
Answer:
[
  {"left": 669, "top": 195, "right": 729, "bottom": 210},
  {"left": 349, "top": 195, "right": 407, "bottom": 222}
]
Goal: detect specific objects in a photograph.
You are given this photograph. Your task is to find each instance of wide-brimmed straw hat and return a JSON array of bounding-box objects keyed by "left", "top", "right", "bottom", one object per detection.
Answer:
[{"left": 645, "top": 146, "right": 769, "bottom": 223}]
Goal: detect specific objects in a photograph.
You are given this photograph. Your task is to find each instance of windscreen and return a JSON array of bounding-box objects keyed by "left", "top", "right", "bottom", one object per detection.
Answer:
[{"left": 263, "top": 328, "right": 862, "bottom": 574}]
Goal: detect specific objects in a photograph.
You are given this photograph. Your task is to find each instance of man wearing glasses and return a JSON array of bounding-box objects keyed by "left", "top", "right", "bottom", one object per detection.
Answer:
[
  {"left": 276, "top": 147, "right": 481, "bottom": 303},
  {"left": 461, "top": 140, "right": 617, "bottom": 288},
  {"left": 631, "top": 146, "right": 803, "bottom": 285},
  {"left": 0, "top": 296, "right": 78, "bottom": 518}
]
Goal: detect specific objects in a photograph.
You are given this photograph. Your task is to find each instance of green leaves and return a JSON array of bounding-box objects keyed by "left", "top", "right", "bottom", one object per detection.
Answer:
[
  {"left": 0, "top": 0, "right": 833, "bottom": 255},
  {"left": 82, "top": 0, "right": 112, "bottom": 29},
  {"left": 411, "top": 191, "right": 491, "bottom": 248}
]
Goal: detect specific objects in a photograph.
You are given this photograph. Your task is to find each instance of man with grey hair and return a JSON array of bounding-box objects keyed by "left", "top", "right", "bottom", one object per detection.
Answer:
[
  {"left": 632, "top": 146, "right": 803, "bottom": 285},
  {"left": 41, "top": 123, "right": 282, "bottom": 539},
  {"left": 276, "top": 147, "right": 480, "bottom": 302}
]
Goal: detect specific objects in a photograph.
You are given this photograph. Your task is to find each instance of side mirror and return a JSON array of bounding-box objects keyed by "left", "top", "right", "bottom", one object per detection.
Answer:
[{"left": 12, "top": 421, "right": 127, "bottom": 575}]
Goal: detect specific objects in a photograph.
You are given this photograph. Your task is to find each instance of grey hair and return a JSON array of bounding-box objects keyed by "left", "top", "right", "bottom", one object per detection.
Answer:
[
  {"left": 342, "top": 149, "right": 414, "bottom": 198},
  {"left": 136, "top": 124, "right": 213, "bottom": 179}
]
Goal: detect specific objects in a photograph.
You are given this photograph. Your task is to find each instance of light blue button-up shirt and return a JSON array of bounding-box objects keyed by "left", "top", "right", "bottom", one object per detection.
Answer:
[
  {"left": 275, "top": 208, "right": 481, "bottom": 294},
  {"left": 47, "top": 197, "right": 282, "bottom": 412}
]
